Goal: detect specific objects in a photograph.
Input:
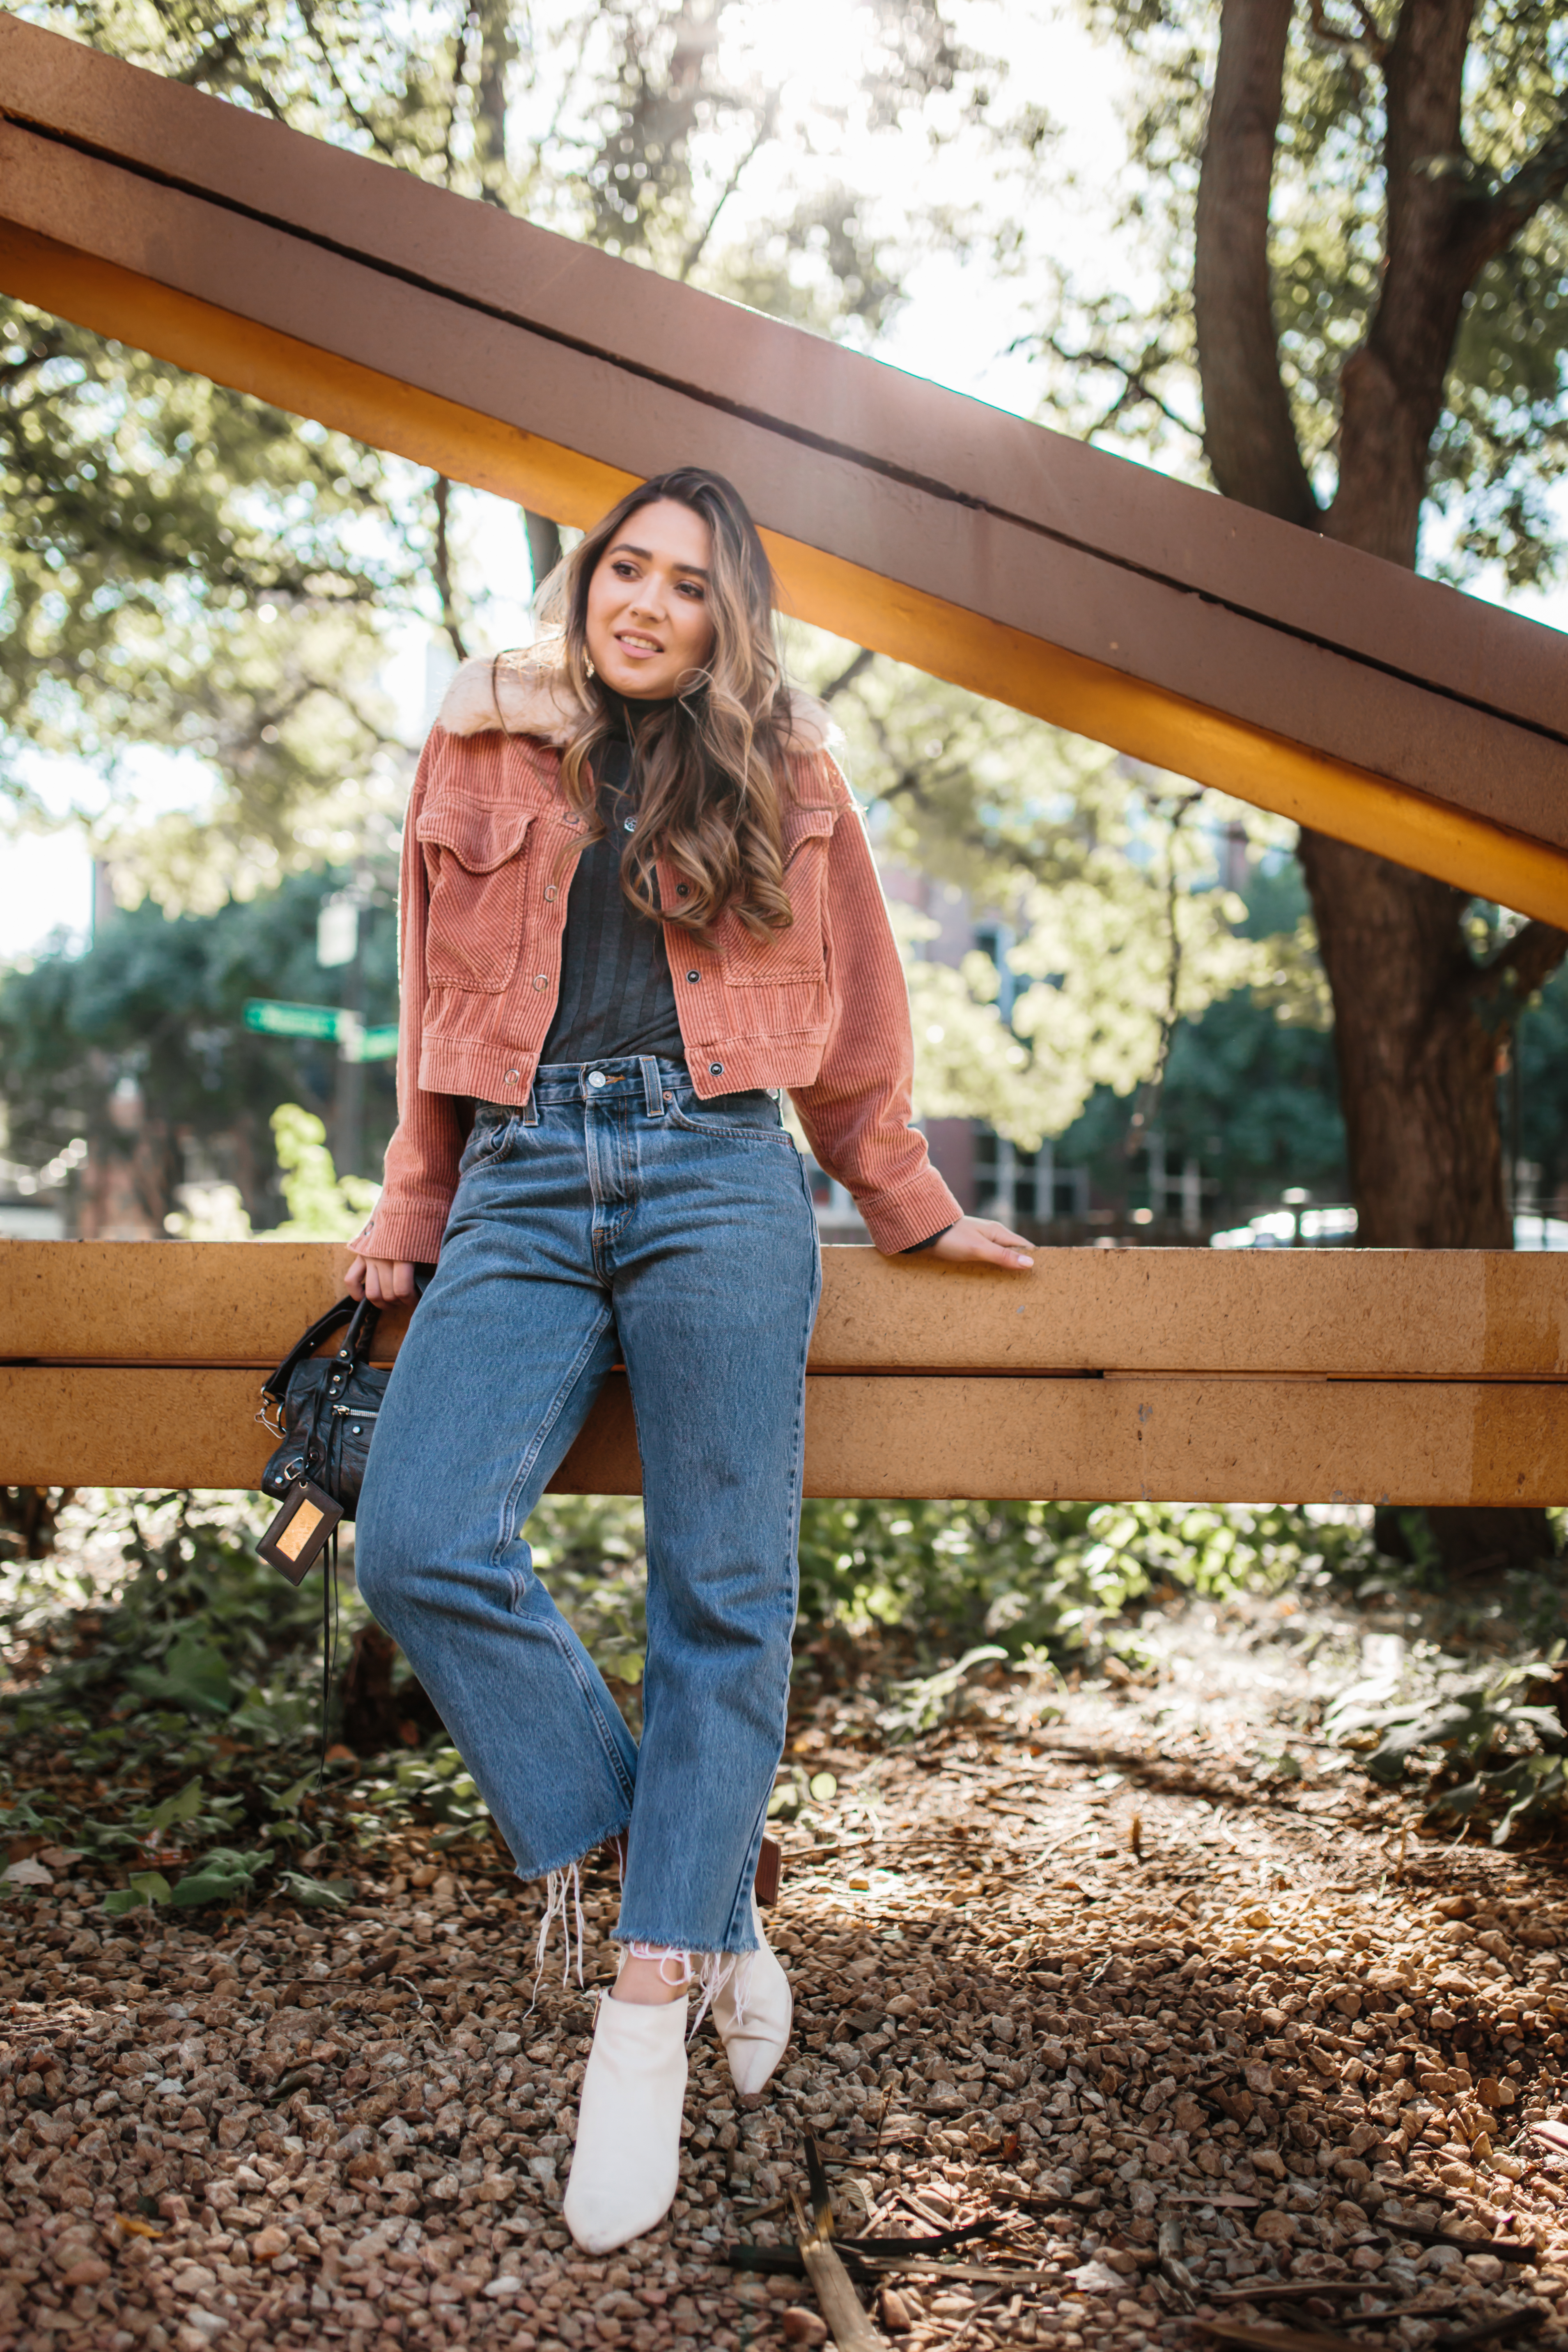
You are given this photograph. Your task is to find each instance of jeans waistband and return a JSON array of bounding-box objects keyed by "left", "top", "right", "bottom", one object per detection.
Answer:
[{"left": 478, "top": 1057, "right": 701, "bottom": 1120}]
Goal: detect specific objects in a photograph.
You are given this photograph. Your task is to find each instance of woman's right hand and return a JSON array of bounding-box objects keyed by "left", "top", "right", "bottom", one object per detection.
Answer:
[{"left": 345, "top": 1254, "right": 419, "bottom": 1304}]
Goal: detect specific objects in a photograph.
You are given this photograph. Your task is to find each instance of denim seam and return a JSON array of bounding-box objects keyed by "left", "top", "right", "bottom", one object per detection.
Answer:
[
  {"left": 663, "top": 1104, "right": 790, "bottom": 1149},
  {"left": 491, "top": 1307, "right": 615, "bottom": 1569},
  {"left": 717, "top": 1164, "right": 819, "bottom": 1953},
  {"left": 542, "top": 1622, "right": 640, "bottom": 1806}
]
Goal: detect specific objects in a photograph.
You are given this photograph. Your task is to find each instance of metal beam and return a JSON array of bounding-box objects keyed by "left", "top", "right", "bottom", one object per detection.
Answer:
[{"left": 2, "top": 16, "right": 1566, "bottom": 916}]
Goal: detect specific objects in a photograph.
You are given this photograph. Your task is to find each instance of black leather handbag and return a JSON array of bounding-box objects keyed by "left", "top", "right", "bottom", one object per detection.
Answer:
[{"left": 255, "top": 1297, "right": 386, "bottom": 1584}]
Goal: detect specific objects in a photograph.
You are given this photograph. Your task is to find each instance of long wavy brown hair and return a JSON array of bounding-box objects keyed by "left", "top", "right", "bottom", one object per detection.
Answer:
[{"left": 533, "top": 468, "right": 798, "bottom": 943}]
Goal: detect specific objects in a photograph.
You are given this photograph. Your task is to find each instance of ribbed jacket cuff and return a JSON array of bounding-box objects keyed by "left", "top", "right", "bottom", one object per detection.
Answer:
[
  {"left": 857, "top": 1169, "right": 965, "bottom": 1256},
  {"left": 348, "top": 1195, "right": 453, "bottom": 1265}
]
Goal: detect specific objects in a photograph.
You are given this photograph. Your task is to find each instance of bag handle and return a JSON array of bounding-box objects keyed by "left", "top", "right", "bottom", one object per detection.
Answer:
[{"left": 262, "top": 1295, "right": 381, "bottom": 1407}]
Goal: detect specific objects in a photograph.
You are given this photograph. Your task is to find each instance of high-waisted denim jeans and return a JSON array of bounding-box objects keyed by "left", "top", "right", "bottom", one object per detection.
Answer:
[{"left": 355, "top": 1057, "right": 822, "bottom": 1957}]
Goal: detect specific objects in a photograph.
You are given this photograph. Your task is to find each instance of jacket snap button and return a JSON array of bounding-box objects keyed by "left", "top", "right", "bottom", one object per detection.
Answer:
[
  {"left": 532, "top": 974, "right": 547, "bottom": 989},
  {"left": 544, "top": 884, "right": 557, "bottom": 901},
  {"left": 686, "top": 970, "right": 700, "bottom": 984},
  {"left": 677, "top": 883, "right": 689, "bottom": 897},
  {"left": 709, "top": 1062, "right": 724, "bottom": 1076},
  {"left": 504, "top": 1070, "right": 519, "bottom": 1084}
]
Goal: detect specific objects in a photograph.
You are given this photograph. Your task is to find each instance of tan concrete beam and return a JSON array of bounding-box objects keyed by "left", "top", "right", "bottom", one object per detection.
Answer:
[
  {"left": 4, "top": 1366, "right": 1565, "bottom": 1505},
  {"left": 2, "top": 17, "right": 1566, "bottom": 916},
  {"left": 6, "top": 1241, "right": 1568, "bottom": 1381}
]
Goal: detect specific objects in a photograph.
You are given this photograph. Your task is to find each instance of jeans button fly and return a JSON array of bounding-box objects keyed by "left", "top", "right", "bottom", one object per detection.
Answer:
[{"left": 588, "top": 1070, "right": 608, "bottom": 1089}]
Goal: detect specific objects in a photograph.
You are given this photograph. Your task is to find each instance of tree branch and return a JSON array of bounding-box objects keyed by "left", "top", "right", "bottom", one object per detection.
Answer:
[
  {"left": 1306, "top": 0, "right": 1389, "bottom": 68},
  {"left": 1480, "top": 917, "right": 1568, "bottom": 1012},
  {"left": 1194, "top": 0, "right": 1320, "bottom": 524},
  {"left": 1463, "top": 106, "right": 1568, "bottom": 273},
  {"left": 817, "top": 648, "right": 876, "bottom": 704},
  {"left": 679, "top": 104, "right": 776, "bottom": 283},
  {"left": 1037, "top": 332, "right": 1203, "bottom": 442},
  {"left": 294, "top": 0, "right": 402, "bottom": 159},
  {"left": 432, "top": 477, "right": 469, "bottom": 662}
]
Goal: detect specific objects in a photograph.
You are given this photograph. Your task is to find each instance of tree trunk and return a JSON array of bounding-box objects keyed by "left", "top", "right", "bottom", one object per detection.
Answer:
[
  {"left": 1194, "top": 0, "right": 1563, "bottom": 1567},
  {"left": 1295, "top": 836, "right": 1508, "bottom": 1246}
]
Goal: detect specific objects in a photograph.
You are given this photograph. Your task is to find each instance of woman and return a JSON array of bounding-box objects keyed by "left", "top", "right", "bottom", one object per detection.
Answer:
[{"left": 348, "top": 466, "right": 1033, "bottom": 2253}]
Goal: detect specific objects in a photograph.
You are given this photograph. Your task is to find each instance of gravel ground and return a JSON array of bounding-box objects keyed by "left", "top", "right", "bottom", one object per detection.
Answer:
[{"left": 7, "top": 1589, "right": 1568, "bottom": 2352}]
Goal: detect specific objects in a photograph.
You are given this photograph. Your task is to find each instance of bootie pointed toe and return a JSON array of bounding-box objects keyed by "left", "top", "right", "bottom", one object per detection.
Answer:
[
  {"left": 713, "top": 1900, "right": 792, "bottom": 2097},
  {"left": 564, "top": 1992, "right": 689, "bottom": 2253}
]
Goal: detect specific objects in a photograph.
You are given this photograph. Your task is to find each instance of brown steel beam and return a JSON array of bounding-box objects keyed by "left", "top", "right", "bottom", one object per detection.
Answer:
[
  {"left": 4, "top": 1366, "right": 1565, "bottom": 1505},
  {"left": 6, "top": 1241, "right": 1568, "bottom": 1380},
  {"left": 1, "top": 17, "right": 1566, "bottom": 916}
]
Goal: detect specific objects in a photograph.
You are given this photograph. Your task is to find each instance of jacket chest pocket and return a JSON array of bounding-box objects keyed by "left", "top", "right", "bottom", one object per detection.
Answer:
[
  {"left": 417, "top": 800, "right": 535, "bottom": 994},
  {"left": 719, "top": 805, "right": 836, "bottom": 987}
]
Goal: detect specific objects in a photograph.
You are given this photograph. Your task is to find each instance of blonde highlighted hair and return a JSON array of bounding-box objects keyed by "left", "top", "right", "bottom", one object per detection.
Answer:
[{"left": 533, "top": 468, "right": 797, "bottom": 943}]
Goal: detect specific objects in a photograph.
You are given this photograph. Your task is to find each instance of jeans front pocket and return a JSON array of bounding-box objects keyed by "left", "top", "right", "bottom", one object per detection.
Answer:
[
  {"left": 459, "top": 1115, "right": 514, "bottom": 1175},
  {"left": 665, "top": 1092, "right": 789, "bottom": 1147}
]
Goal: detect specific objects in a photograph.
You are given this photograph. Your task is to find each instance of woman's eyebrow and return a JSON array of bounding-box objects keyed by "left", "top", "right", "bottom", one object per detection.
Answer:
[{"left": 609, "top": 539, "right": 710, "bottom": 580}]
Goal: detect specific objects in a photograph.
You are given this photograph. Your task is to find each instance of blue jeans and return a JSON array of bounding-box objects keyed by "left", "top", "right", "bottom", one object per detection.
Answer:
[{"left": 356, "top": 1057, "right": 822, "bottom": 1956}]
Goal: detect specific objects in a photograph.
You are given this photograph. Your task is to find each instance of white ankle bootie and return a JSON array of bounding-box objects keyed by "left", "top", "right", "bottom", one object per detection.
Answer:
[
  {"left": 564, "top": 1990, "right": 689, "bottom": 2253},
  {"left": 713, "top": 1898, "right": 792, "bottom": 2096}
]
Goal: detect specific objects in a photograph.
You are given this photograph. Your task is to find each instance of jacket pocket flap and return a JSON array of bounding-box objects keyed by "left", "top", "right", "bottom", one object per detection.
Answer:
[{"left": 416, "top": 799, "right": 534, "bottom": 874}]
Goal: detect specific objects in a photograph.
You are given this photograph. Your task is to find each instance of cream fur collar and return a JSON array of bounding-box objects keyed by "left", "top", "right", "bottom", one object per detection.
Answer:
[{"left": 436, "top": 650, "right": 836, "bottom": 755}]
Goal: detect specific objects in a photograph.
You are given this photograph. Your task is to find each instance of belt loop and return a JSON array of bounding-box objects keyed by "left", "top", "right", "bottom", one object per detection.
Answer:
[
  {"left": 640, "top": 1056, "right": 664, "bottom": 1117},
  {"left": 519, "top": 1078, "right": 539, "bottom": 1127}
]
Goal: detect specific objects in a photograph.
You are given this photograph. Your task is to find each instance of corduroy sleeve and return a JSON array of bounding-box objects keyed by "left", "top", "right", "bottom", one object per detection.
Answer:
[
  {"left": 348, "top": 734, "right": 467, "bottom": 1265},
  {"left": 789, "top": 772, "right": 963, "bottom": 1255}
]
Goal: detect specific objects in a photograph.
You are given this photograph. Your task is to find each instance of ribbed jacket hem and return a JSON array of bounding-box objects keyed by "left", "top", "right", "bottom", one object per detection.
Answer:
[
  {"left": 349, "top": 1197, "right": 452, "bottom": 1266},
  {"left": 413, "top": 1035, "right": 834, "bottom": 1104},
  {"left": 854, "top": 1167, "right": 965, "bottom": 1256}
]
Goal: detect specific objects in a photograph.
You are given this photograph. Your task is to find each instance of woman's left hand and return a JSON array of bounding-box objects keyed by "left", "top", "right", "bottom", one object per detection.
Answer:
[{"left": 926, "top": 1216, "right": 1035, "bottom": 1271}]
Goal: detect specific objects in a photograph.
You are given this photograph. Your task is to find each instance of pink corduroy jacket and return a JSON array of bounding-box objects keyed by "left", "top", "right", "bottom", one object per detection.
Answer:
[{"left": 351, "top": 652, "right": 962, "bottom": 1264}]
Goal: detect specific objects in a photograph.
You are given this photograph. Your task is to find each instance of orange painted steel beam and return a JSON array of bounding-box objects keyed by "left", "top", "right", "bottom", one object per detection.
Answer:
[
  {"left": 6, "top": 1241, "right": 1568, "bottom": 1382},
  {"left": 4, "top": 1367, "right": 1566, "bottom": 1506},
  {"left": 2, "top": 18, "right": 1566, "bottom": 918}
]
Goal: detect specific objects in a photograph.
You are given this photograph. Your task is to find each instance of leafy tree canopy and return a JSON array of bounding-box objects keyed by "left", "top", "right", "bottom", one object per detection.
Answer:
[{"left": 1029, "top": 0, "right": 1568, "bottom": 592}]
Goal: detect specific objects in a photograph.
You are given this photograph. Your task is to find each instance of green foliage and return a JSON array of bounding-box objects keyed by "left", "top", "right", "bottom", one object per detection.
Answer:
[
  {"left": 267, "top": 1104, "right": 381, "bottom": 1239},
  {"left": 796, "top": 1495, "right": 1373, "bottom": 1664},
  {"left": 1047, "top": 1, "right": 1568, "bottom": 590},
  {"left": 797, "top": 629, "right": 1312, "bottom": 1149},
  {"left": 3, "top": 0, "right": 1026, "bottom": 889},
  {"left": 1327, "top": 1661, "right": 1564, "bottom": 1789},
  {"left": 0, "top": 862, "right": 399, "bottom": 1207},
  {"left": 1056, "top": 859, "right": 1347, "bottom": 1222}
]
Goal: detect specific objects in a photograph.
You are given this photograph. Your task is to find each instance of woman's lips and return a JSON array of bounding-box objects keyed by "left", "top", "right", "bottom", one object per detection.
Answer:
[{"left": 615, "top": 633, "right": 663, "bottom": 658}]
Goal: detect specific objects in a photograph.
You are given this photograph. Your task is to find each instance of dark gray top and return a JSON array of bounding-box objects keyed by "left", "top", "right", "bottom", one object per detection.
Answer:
[
  {"left": 532, "top": 700, "right": 953, "bottom": 1253},
  {"left": 538, "top": 716, "right": 686, "bottom": 1067}
]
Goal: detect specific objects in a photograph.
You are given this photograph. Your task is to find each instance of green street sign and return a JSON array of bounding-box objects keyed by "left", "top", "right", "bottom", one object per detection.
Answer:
[
  {"left": 243, "top": 998, "right": 343, "bottom": 1042},
  {"left": 350, "top": 1024, "right": 399, "bottom": 1062}
]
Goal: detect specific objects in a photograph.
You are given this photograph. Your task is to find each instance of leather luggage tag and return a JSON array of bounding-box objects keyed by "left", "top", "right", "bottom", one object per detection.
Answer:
[{"left": 258, "top": 1479, "right": 343, "bottom": 1586}]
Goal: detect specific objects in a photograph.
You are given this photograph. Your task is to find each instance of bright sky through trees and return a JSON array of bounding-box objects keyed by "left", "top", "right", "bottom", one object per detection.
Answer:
[{"left": 2, "top": 0, "right": 1564, "bottom": 968}]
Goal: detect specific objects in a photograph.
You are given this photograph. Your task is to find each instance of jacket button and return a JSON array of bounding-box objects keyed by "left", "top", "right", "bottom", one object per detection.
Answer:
[
  {"left": 544, "top": 884, "right": 558, "bottom": 901},
  {"left": 677, "top": 883, "right": 689, "bottom": 897},
  {"left": 686, "top": 971, "right": 700, "bottom": 984},
  {"left": 504, "top": 1070, "right": 520, "bottom": 1084},
  {"left": 709, "top": 1062, "right": 724, "bottom": 1077},
  {"left": 532, "top": 975, "right": 547, "bottom": 990}
]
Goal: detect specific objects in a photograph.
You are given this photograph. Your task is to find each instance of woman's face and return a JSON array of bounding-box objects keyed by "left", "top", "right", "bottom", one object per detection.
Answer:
[{"left": 584, "top": 498, "right": 717, "bottom": 701}]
